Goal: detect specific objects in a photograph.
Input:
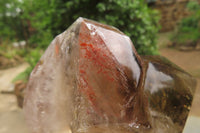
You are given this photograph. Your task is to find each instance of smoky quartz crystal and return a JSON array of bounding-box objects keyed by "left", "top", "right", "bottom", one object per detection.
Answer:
[{"left": 24, "top": 18, "right": 196, "bottom": 133}]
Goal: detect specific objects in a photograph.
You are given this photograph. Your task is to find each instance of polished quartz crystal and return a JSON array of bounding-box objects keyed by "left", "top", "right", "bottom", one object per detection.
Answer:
[{"left": 23, "top": 18, "right": 196, "bottom": 133}]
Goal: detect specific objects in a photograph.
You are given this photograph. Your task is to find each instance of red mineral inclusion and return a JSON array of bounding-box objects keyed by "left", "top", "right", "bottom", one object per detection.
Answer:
[
  {"left": 55, "top": 44, "right": 59, "bottom": 56},
  {"left": 77, "top": 22, "right": 149, "bottom": 125},
  {"left": 79, "top": 24, "right": 124, "bottom": 119},
  {"left": 23, "top": 18, "right": 196, "bottom": 133}
]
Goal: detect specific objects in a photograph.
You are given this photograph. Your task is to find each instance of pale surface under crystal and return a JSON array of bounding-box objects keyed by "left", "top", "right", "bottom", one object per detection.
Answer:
[{"left": 24, "top": 17, "right": 196, "bottom": 133}]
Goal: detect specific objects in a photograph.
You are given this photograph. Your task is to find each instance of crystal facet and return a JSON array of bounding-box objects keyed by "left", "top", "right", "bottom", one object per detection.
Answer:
[{"left": 24, "top": 18, "right": 196, "bottom": 133}]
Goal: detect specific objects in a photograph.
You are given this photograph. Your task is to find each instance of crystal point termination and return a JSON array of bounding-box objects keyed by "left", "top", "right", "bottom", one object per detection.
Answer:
[{"left": 24, "top": 17, "right": 196, "bottom": 133}]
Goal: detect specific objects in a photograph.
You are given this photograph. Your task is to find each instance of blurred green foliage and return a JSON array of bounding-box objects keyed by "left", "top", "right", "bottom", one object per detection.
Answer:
[
  {"left": 0, "top": 42, "right": 27, "bottom": 59},
  {"left": 171, "top": 1, "right": 200, "bottom": 45},
  {"left": 13, "top": 49, "right": 42, "bottom": 82},
  {"left": 0, "top": 0, "right": 25, "bottom": 41},
  {"left": 1, "top": 0, "right": 160, "bottom": 81},
  {"left": 0, "top": 0, "right": 160, "bottom": 54}
]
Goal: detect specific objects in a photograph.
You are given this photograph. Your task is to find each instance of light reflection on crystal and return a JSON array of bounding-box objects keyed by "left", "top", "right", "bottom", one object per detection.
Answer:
[{"left": 24, "top": 18, "right": 196, "bottom": 133}]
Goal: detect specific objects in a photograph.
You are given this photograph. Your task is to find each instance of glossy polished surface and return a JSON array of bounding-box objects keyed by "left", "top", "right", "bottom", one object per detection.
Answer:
[
  {"left": 143, "top": 55, "right": 196, "bottom": 131},
  {"left": 24, "top": 18, "right": 196, "bottom": 133}
]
